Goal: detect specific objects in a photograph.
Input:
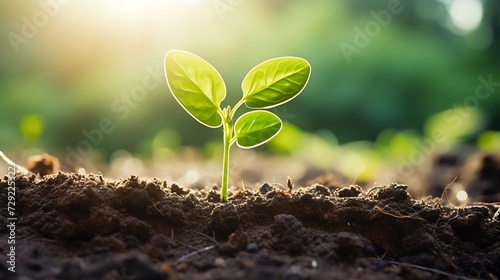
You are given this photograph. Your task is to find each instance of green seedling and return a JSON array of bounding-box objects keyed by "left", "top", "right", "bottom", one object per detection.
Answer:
[{"left": 164, "top": 50, "right": 311, "bottom": 202}]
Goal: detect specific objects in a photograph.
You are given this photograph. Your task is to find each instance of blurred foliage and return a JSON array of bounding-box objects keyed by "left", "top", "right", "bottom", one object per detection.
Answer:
[
  {"left": 478, "top": 130, "right": 500, "bottom": 152},
  {"left": 19, "top": 114, "right": 45, "bottom": 142},
  {"left": 0, "top": 0, "right": 499, "bottom": 178}
]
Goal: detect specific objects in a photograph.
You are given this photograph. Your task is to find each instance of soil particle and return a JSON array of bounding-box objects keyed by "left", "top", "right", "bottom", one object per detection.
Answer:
[
  {"left": 271, "top": 214, "right": 306, "bottom": 254},
  {"left": 468, "top": 155, "right": 500, "bottom": 202},
  {"left": 206, "top": 190, "right": 220, "bottom": 202},
  {"left": 259, "top": 182, "right": 273, "bottom": 194},
  {"left": 27, "top": 153, "right": 60, "bottom": 176},
  {"left": 1, "top": 172, "right": 500, "bottom": 279},
  {"left": 155, "top": 201, "right": 188, "bottom": 225},
  {"left": 209, "top": 203, "right": 239, "bottom": 237},
  {"left": 417, "top": 206, "right": 441, "bottom": 222},
  {"left": 450, "top": 206, "right": 489, "bottom": 228},
  {"left": 335, "top": 185, "right": 363, "bottom": 197},
  {"left": 372, "top": 184, "right": 411, "bottom": 202},
  {"left": 218, "top": 230, "right": 249, "bottom": 256},
  {"left": 86, "top": 253, "right": 166, "bottom": 280},
  {"left": 115, "top": 187, "right": 150, "bottom": 214},
  {"left": 326, "top": 231, "right": 378, "bottom": 262},
  {"left": 170, "top": 183, "right": 190, "bottom": 195},
  {"left": 311, "top": 184, "right": 330, "bottom": 196},
  {"left": 246, "top": 242, "right": 259, "bottom": 253},
  {"left": 145, "top": 181, "right": 166, "bottom": 201}
]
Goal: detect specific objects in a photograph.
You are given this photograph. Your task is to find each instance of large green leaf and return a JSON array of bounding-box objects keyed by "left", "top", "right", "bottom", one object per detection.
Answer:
[
  {"left": 165, "top": 50, "right": 225, "bottom": 128},
  {"left": 234, "top": 111, "right": 282, "bottom": 148},
  {"left": 242, "top": 57, "right": 311, "bottom": 109}
]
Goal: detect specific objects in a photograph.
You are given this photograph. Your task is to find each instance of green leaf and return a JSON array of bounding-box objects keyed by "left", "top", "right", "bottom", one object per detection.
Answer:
[
  {"left": 165, "top": 50, "right": 225, "bottom": 128},
  {"left": 242, "top": 57, "right": 311, "bottom": 109},
  {"left": 234, "top": 111, "right": 282, "bottom": 148}
]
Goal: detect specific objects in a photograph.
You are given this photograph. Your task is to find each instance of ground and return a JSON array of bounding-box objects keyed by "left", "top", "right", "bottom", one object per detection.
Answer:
[{"left": 1, "top": 172, "right": 499, "bottom": 280}]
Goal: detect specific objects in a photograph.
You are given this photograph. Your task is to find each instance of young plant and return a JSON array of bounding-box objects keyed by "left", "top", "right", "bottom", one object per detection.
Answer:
[{"left": 164, "top": 50, "right": 311, "bottom": 202}]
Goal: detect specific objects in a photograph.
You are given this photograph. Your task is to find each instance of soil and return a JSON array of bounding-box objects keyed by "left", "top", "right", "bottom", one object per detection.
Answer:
[{"left": 1, "top": 172, "right": 500, "bottom": 280}]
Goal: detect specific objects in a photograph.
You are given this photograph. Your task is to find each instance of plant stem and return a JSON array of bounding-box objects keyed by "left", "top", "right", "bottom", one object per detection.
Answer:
[
  {"left": 230, "top": 99, "right": 245, "bottom": 119},
  {"left": 221, "top": 121, "right": 232, "bottom": 202}
]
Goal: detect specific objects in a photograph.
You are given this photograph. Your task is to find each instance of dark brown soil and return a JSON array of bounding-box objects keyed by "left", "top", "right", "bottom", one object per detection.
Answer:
[{"left": 1, "top": 172, "right": 500, "bottom": 280}]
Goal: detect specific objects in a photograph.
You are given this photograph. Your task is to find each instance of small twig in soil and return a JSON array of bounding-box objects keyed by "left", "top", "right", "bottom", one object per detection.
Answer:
[
  {"left": 434, "top": 177, "right": 458, "bottom": 208},
  {"left": 377, "top": 251, "right": 388, "bottom": 260},
  {"left": 271, "top": 182, "right": 286, "bottom": 191},
  {"left": 366, "top": 186, "right": 385, "bottom": 196},
  {"left": 287, "top": 177, "right": 293, "bottom": 193},
  {"left": 174, "top": 245, "right": 217, "bottom": 265},
  {"left": 386, "top": 260, "right": 476, "bottom": 280},
  {"left": 152, "top": 202, "right": 168, "bottom": 218},
  {"left": 176, "top": 241, "right": 198, "bottom": 251},
  {"left": 436, "top": 209, "right": 460, "bottom": 226},
  {"left": 373, "top": 205, "right": 423, "bottom": 221},
  {"left": 185, "top": 230, "right": 220, "bottom": 246},
  {"left": 98, "top": 172, "right": 104, "bottom": 183},
  {"left": 419, "top": 195, "right": 436, "bottom": 205}
]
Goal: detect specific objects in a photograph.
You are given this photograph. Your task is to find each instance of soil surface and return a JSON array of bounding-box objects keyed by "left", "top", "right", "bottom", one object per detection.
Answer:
[{"left": 1, "top": 172, "right": 500, "bottom": 280}]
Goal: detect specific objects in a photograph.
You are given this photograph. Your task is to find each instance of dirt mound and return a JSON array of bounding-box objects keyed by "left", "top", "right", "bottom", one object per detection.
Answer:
[{"left": 1, "top": 172, "right": 499, "bottom": 279}]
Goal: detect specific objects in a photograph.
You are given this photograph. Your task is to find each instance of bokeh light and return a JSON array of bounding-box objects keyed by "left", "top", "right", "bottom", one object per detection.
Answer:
[
  {"left": 0, "top": 0, "right": 499, "bottom": 190},
  {"left": 447, "top": 0, "right": 483, "bottom": 33}
]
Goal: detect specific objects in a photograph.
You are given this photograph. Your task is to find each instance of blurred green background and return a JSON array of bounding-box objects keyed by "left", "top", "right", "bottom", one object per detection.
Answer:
[{"left": 1, "top": 0, "right": 499, "bottom": 181}]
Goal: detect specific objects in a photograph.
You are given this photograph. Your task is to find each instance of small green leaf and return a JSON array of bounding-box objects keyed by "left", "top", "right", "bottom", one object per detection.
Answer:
[
  {"left": 242, "top": 57, "right": 311, "bottom": 109},
  {"left": 234, "top": 111, "right": 282, "bottom": 148},
  {"left": 165, "top": 50, "right": 226, "bottom": 128}
]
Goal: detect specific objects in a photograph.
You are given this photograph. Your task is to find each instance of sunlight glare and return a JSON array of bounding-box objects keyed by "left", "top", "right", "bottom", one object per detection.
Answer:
[
  {"left": 116, "top": 1, "right": 140, "bottom": 14},
  {"left": 185, "top": 169, "right": 200, "bottom": 184},
  {"left": 178, "top": 0, "right": 202, "bottom": 4},
  {"left": 456, "top": 190, "right": 468, "bottom": 202}
]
